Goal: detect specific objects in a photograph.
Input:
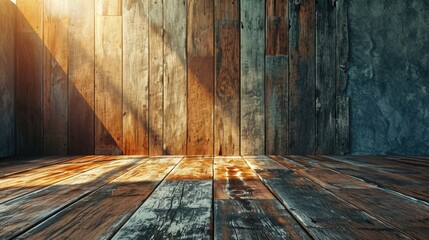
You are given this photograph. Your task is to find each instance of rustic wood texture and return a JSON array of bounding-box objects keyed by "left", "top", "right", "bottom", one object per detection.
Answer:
[
  {"left": 0, "top": 0, "right": 15, "bottom": 157},
  {"left": 266, "top": 0, "right": 288, "bottom": 56},
  {"left": 316, "top": 0, "right": 336, "bottom": 154},
  {"left": 0, "top": 157, "right": 143, "bottom": 239},
  {"left": 123, "top": 0, "right": 149, "bottom": 155},
  {"left": 95, "top": 14, "right": 123, "bottom": 154},
  {"left": 148, "top": 0, "right": 164, "bottom": 155},
  {"left": 288, "top": 0, "right": 316, "bottom": 154},
  {"left": 96, "top": 0, "right": 122, "bottom": 16},
  {"left": 187, "top": 0, "right": 214, "bottom": 155},
  {"left": 19, "top": 157, "right": 180, "bottom": 239},
  {"left": 215, "top": 0, "right": 240, "bottom": 155},
  {"left": 68, "top": 0, "right": 95, "bottom": 155},
  {"left": 166, "top": 156, "right": 213, "bottom": 181},
  {"left": 243, "top": 156, "right": 409, "bottom": 239},
  {"left": 15, "top": 0, "right": 44, "bottom": 155},
  {"left": 240, "top": 0, "right": 265, "bottom": 155},
  {"left": 163, "top": 1, "right": 187, "bottom": 155}
]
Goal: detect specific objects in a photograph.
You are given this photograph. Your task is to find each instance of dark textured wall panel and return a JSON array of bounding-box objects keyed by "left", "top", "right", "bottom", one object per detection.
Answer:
[{"left": 348, "top": 0, "right": 429, "bottom": 155}]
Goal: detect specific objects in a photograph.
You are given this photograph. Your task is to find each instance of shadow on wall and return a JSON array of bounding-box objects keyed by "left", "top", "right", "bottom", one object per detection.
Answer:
[{"left": 347, "top": 0, "right": 429, "bottom": 155}]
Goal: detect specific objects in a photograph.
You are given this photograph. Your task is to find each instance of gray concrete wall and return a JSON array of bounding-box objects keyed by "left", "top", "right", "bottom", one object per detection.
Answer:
[{"left": 348, "top": 0, "right": 429, "bottom": 155}]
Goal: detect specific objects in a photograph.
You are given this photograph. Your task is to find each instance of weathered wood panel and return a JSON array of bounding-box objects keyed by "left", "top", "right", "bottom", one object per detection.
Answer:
[
  {"left": 335, "top": 0, "right": 350, "bottom": 155},
  {"left": 15, "top": 0, "right": 44, "bottom": 155},
  {"left": 215, "top": 0, "right": 240, "bottom": 155},
  {"left": 316, "top": 0, "right": 336, "bottom": 154},
  {"left": 266, "top": 0, "right": 288, "bottom": 56},
  {"left": 288, "top": 0, "right": 316, "bottom": 154},
  {"left": 240, "top": 0, "right": 265, "bottom": 155},
  {"left": 123, "top": 0, "right": 149, "bottom": 154},
  {"left": 96, "top": 0, "right": 122, "bottom": 16},
  {"left": 148, "top": 0, "right": 164, "bottom": 155},
  {"left": 187, "top": 0, "right": 214, "bottom": 155},
  {"left": 0, "top": 0, "right": 16, "bottom": 157},
  {"left": 167, "top": 156, "right": 213, "bottom": 181},
  {"left": 95, "top": 14, "right": 123, "bottom": 154},
  {"left": 18, "top": 157, "right": 181, "bottom": 240},
  {"left": 265, "top": 56, "right": 288, "bottom": 155},
  {"left": 163, "top": 1, "right": 187, "bottom": 155},
  {"left": 68, "top": 0, "right": 95, "bottom": 155}
]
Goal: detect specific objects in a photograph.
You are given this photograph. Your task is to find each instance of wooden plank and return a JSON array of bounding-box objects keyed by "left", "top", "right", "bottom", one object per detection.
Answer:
[
  {"left": 265, "top": 56, "right": 288, "bottom": 155},
  {"left": 215, "top": 200, "right": 310, "bottom": 239},
  {"left": 187, "top": 0, "right": 214, "bottom": 155},
  {"left": 163, "top": 1, "right": 187, "bottom": 155},
  {"left": 0, "top": 157, "right": 144, "bottom": 239},
  {"left": 0, "top": 156, "right": 115, "bottom": 203},
  {"left": 214, "top": 157, "right": 274, "bottom": 200},
  {"left": 15, "top": 0, "right": 44, "bottom": 155},
  {"left": 0, "top": 0, "right": 15, "bottom": 157},
  {"left": 243, "top": 156, "right": 408, "bottom": 239},
  {"left": 335, "top": 0, "right": 350, "bottom": 154},
  {"left": 18, "top": 157, "right": 181, "bottom": 239},
  {"left": 288, "top": 0, "right": 316, "bottom": 154},
  {"left": 113, "top": 180, "right": 212, "bottom": 239},
  {"left": 240, "top": 0, "right": 265, "bottom": 155},
  {"left": 266, "top": 0, "right": 288, "bottom": 56},
  {"left": 214, "top": 0, "right": 240, "bottom": 155},
  {"left": 316, "top": 0, "right": 336, "bottom": 154},
  {"left": 275, "top": 155, "right": 429, "bottom": 239},
  {"left": 68, "top": 0, "right": 95, "bottom": 155},
  {"left": 148, "top": 0, "right": 164, "bottom": 155},
  {"left": 95, "top": 15, "right": 123, "bottom": 154},
  {"left": 123, "top": 0, "right": 149, "bottom": 154},
  {"left": 166, "top": 156, "right": 213, "bottom": 181},
  {"left": 96, "top": 0, "right": 122, "bottom": 16},
  {"left": 43, "top": 0, "right": 69, "bottom": 155}
]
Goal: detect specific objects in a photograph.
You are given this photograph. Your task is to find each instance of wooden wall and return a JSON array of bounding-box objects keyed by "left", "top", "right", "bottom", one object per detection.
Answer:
[
  {"left": 12, "top": 0, "right": 349, "bottom": 156},
  {"left": 0, "top": 0, "right": 16, "bottom": 157}
]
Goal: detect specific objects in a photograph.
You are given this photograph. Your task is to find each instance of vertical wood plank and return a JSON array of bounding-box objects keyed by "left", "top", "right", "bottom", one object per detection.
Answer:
[
  {"left": 336, "top": 0, "right": 350, "bottom": 155},
  {"left": 149, "top": 0, "right": 164, "bottom": 155},
  {"left": 265, "top": 0, "right": 289, "bottom": 155},
  {"left": 187, "top": 0, "right": 214, "bottom": 155},
  {"left": 0, "top": 0, "right": 16, "bottom": 157},
  {"left": 123, "top": 0, "right": 149, "bottom": 155},
  {"left": 288, "top": 0, "right": 316, "bottom": 154},
  {"left": 315, "top": 0, "right": 336, "bottom": 154},
  {"left": 68, "top": 0, "right": 95, "bottom": 154},
  {"left": 43, "top": 0, "right": 69, "bottom": 154},
  {"left": 163, "top": 1, "right": 187, "bottom": 155},
  {"left": 214, "top": 0, "right": 240, "bottom": 155},
  {"left": 240, "top": 0, "right": 265, "bottom": 155},
  {"left": 15, "top": 0, "right": 44, "bottom": 155},
  {"left": 96, "top": 0, "right": 122, "bottom": 16},
  {"left": 95, "top": 12, "right": 123, "bottom": 154}
]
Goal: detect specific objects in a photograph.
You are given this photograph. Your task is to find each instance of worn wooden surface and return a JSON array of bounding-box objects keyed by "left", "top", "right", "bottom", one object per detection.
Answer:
[
  {"left": 0, "top": 155, "right": 427, "bottom": 239},
  {"left": 0, "top": 0, "right": 15, "bottom": 158},
  {"left": 214, "top": 0, "right": 240, "bottom": 155},
  {"left": 123, "top": 0, "right": 149, "bottom": 155},
  {"left": 68, "top": 0, "right": 95, "bottom": 155},
  {"left": 240, "top": 0, "right": 265, "bottom": 155}
]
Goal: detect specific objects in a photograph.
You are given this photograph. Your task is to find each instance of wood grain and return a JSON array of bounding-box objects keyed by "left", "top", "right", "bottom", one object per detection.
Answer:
[
  {"left": 316, "top": 0, "right": 336, "bottom": 154},
  {"left": 19, "top": 157, "right": 181, "bottom": 240},
  {"left": 0, "top": 157, "right": 144, "bottom": 239},
  {"left": 243, "top": 156, "right": 408, "bottom": 239},
  {"left": 163, "top": 1, "right": 187, "bottom": 154},
  {"left": 96, "top": 0, "right": 122, "bottom": 16},
  {"left": 113, "top": 180, "right": 212, "bottom": 239},
  {"left": 288, "top": 0, "right": 316, "bottom": 154},
  {"left": 266, "top": 0, "right": 288, "bottom": 56},
  {"left": 95, "top": 15, "right": 123, "bottom": 154},
  {"left": 215, "top": 200, "right": 310, "bottom": 239},
  {"left": 68, "top": 0, "right": 95, "bottom": 155},
  {"left": 123, "top": 0, "right": 149, "bottom": 154},
  {"left": 166, "top": 156, "right": 213, "bottom": 181},
  {"left": 0, "top": 0, "right": 15, "bottom": 157},
  {"left": 15, "top": 0, "right": 44, "bottom": 155},
  {"left": 215, "top": 0, "right": 240, "bottom": 155},
  {"left": 148, "top": 0, "right": 164, "bottom": 155},
  {"left": 240, "top": 0, "right": 265, "bottom": 155},
  {"left": 187, "top": 0, "right": 214, "bottom": 155}
]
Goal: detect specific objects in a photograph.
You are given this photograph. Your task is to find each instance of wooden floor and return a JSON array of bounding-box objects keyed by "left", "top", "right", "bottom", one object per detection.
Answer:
[{"left": 0, "top": 155, "right": 428, "bottom": 239}]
